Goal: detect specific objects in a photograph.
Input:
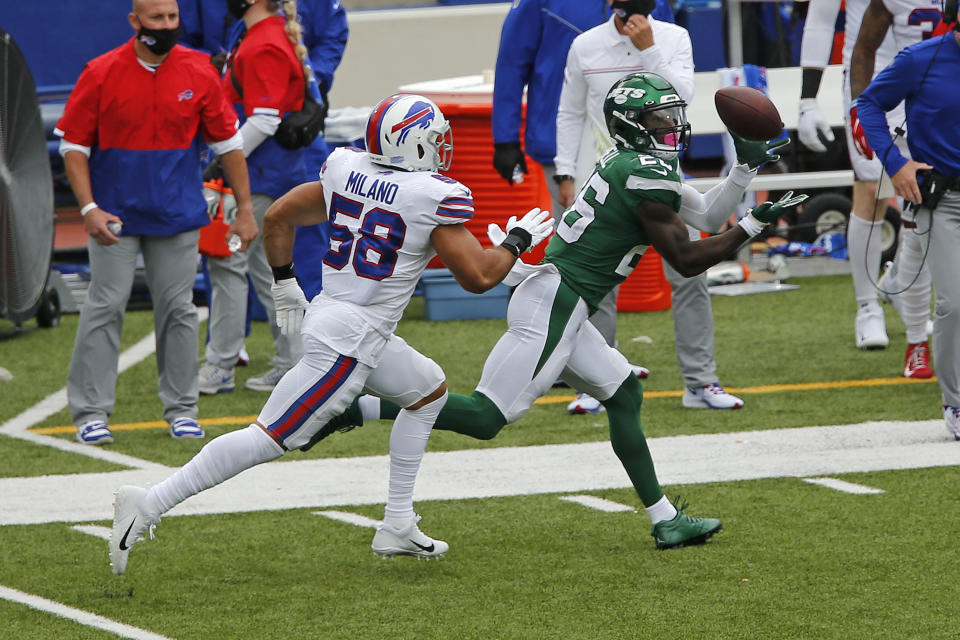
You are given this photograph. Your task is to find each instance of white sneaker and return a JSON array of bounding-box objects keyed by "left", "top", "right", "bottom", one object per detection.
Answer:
[
  {"left": 76, "top": 419, "right": 113, "bottom": 445},
  {"left": 682, "top": 383, "right": 744, "bottom": 410},
  {"left": 855, "top": 303, "right": 889, "bottom": 350},
  {"left": 110, "top": 486, "right": 160, "bottom": 575},
  {"left": 237, "top": 345, "right": 250, "bottom": 367},
  {"left": 197, "top": 363, "right": 235, "bottom": 395},
  {"left": 371, "top": 515, "right": 449, "bottom": 559},
  {"left": 567, "top": 392, "right": 605, "bottom": 415},
  {"left": 245, "top": 367, "right": 288, "bottom": 392},
  {"left": 945, "top": 406, "right": 960, "bottom": 441}
]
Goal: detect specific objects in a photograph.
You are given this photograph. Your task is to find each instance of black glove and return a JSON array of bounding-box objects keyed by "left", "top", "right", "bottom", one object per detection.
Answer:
[
  {"left": 202, "top": 157, "right": 223, "bottom": 182},
  {"left": 493, "top": 141, "right": 528, "bottom": 185}
]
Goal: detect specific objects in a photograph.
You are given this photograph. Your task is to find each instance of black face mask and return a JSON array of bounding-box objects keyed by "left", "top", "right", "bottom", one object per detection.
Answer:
[
  {"left": 611, "top": 0, "right": 656, "bottom": 19},
  {"left": 137, "top": 22, "right": 182, "bottom": 56},
  {"left": 226, "top": 0, "right": 252, "bottom": 19}
]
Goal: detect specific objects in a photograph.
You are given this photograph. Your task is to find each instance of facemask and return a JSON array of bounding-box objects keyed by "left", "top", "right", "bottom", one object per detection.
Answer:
[
  {"left": 136, "top": 22, "right": 183, "bottom": 56},
  {"left": 611, "top": 0, "right": 656, "bottom": 19},
  {"left": 227, "top": 0, "right": 253, "bottom": 19}
]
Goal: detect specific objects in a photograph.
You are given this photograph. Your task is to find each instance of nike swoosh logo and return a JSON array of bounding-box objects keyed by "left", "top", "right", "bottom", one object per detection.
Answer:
[
  {"left": 118, "top": 520, "right": 136, "bottom": 551},
  {"left": 411, "top": 539, "right": 435, "bottom": 553},
  {"left": 649, "top": 168, "right": 668, "bottom": 176}
]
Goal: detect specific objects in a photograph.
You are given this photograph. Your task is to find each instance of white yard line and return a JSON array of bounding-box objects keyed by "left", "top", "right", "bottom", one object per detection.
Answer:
[
  {"left": 0, "top": 308, "right": 207, "bottom": 471},
  {"left": 802, "top": 477, "right": 885, "bottom": 494},
  {"left": 313, "top": 510, "right": 382, "bottom": 529},
  {"left": 70, "top": 524, "right": 112, "bottom": 540},
  {"left": 559, "top": 495, "right": 636, "bottom": 512},
  {"left": 0, "top": 585, "right": 174, "bottom": 640},
  {"left": 1, "top": 418, "right": 956, "bottom": 526}
]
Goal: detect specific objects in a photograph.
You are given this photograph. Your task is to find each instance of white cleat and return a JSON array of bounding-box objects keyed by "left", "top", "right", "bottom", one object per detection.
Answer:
[
  {"left": 109, "top": 485, "right": 159, "bottom": 575},
  {"left": 371, "top": 515, "right": 448, "bottom": 560},
  {"left": 855, "top": 303, "right": 889, "bottom": 350},
  {"left": 566, "top": 392, "right": 605, "bottom": 415}
]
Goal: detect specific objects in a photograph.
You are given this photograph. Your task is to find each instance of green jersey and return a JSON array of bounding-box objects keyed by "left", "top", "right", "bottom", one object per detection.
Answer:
[{"left": 544, "top": 148, "right": 683, "bottom": 311}]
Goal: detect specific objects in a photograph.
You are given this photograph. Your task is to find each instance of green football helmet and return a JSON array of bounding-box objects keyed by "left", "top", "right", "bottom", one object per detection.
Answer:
[{"left": 603, "top": 72, "right": 690, "bottom": 158}]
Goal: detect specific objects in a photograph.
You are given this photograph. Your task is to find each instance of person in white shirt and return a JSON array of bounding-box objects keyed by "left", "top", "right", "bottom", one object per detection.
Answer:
[{"left": 553, "top": 0, "right": 743, "bottom": 413}]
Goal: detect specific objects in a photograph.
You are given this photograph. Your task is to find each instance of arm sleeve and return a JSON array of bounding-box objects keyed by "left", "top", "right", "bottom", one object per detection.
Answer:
[
  {"left": 637, "top": 27, "right": 695, "bottom": 103},
  {"left": 554, "top": 42, "right": 589, "bottom": 175},
  {"left": 239, "top": 114, "right": 281, "bottom": 156},
  {"left": 491, "top": 0, "right": 541, "bottom": 145},
  {"left": 858, "top": 49, "right": 918, "bottom": 177},
  {"left": 305, "top": 0, "right": 349, "bottom": 94},
  {"left": 54, "top": 64, "right": 100, "bottom": 147},
  {"left": 198, "top": 66, "right": 242, "bottom": 144},
  {"left": 677, "top": 164, "right": 756, "bottom": 233},
  {"left": 799, "top": 0, "right": 842, "bottom": 68},
  {"left": 434, "top": 183, "right": 475, "bottom": 225}
]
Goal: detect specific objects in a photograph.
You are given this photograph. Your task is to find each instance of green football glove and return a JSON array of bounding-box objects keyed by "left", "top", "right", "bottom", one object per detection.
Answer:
[
  {"left": 732, "top": 133, "right": 790, "bottom": 170},
  {"left": 749, "top": 191, "right": 809, "bottom": 224}
]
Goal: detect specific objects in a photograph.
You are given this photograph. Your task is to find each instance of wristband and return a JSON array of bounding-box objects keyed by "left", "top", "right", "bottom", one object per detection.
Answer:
[
  {"left": 271, "top": 263, "right": 297, "bottom": 282},
  {"left": 500, "top": 227, "right": 532, "bottom": 257},
  {"left": 80, "top": 202, "right": 98, "bottom": 216},
  {"left": 552, "top": 174, "right": 575, "bottom": 186},
  {"left": 737, "top": 212, "right": 766, "bottom": 237}
]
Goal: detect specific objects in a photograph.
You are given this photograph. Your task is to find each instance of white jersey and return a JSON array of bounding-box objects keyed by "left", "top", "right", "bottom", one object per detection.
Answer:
[
  {"left": 315, "top": 146, "right": 473, "bottom": 337},
  {"left": 883, "top": 0, "right": 945, "bottom": 50},
  {"left": 842, "top": 0, "right": 898, "bottom": 70}
]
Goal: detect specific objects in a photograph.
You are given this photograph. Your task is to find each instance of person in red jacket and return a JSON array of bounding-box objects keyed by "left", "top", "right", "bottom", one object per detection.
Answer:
[{"left": 55, "top": 0, "right": 257, "bottom": 445}]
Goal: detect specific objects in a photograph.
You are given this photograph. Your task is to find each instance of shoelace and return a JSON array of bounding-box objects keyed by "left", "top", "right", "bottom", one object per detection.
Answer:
[
  {"left": 704, "top": 383, "right": 725, "bottom": 396},
  {"left": 907, "top": 344, "right": 930, "bottom": 370}
]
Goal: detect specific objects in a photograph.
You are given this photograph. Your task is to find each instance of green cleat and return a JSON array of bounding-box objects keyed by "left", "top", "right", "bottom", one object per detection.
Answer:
[
  {"left": 299, "top": 398, "right": 365, "bottom": 452},
  {"left": 651, "top": 498, "right": 722, "bottom": 550}
]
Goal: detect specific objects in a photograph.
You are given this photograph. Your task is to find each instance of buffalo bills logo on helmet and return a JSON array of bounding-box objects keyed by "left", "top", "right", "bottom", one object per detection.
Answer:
[{"left": 391, "top": 101, "right": 435, "bottom": 144}]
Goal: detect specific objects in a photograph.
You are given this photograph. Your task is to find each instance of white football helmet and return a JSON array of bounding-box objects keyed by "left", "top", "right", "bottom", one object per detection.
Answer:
[{"left": 364, "top": 93, "right": 453, "bottom": 172}]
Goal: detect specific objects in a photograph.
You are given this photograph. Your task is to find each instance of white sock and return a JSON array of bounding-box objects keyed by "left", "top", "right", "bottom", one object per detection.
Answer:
[
  {"left": 847, "top": 214, "right": 885, "bottom": 306},
  {"left": 382, "top": 390, "right": 447, "bottom": 530},
  {"left": 358, "top": 395, "right": 381, "bottom": 421},
  {"left": 892, "top": 229, "right": 933, "bottom": 344},
  {"left": 646, "top": 495, "right": 678, "bottom": 525},
  {"left": 144, "top": 425, "right": 284, "bottom": 516}
]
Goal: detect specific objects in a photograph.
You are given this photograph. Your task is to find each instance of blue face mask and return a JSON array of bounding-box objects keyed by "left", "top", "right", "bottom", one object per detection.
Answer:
[{"left": 611, "top": 0, "right": 656, "bottom": 19}]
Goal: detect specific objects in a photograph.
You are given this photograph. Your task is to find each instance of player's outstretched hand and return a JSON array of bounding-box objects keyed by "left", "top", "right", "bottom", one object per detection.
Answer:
[
  {"left": 732, "top": 133, "right": 790, "bottom": 170},
  {"left": 271, "top": 278, "right": 308, "bottom": 336},
  {"left": 749, "top": 191, "right": 809, "bottom": 224},
  {"left": 797, "top": 98, "right": 835, "bottom": 153},
  {"left": 505, "top": 207, "right": 554, "bottom": 252}
]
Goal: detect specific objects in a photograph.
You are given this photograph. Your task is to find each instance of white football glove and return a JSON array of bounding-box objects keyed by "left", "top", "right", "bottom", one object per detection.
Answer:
[
  {"left": 503, "top": 207, "right": 554, "bottom": 253},
  {"left": 271, "top": 278, "right": 308, "bottom": 336},
  {"left": 202, "top": 186, "right": 221, "bottom": 219},
  {"left": 797, "top": 98, "right": 834, "bottom": 153},
  {"left": 221, "top": 190, "right": 238, "bottom": 224}
]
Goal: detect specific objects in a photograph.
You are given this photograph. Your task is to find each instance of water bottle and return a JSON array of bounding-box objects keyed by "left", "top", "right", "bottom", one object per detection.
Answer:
[
  {"left": 227, "top": 233, "right": 242, "bottom": 253},
  {"left": 512, "top": 165, "right": 524, "bottom": 184}
]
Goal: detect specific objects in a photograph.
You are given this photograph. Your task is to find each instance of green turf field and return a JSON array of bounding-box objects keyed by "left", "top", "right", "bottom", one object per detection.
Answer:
[{"left": 1, "top": 274, "right": 956, "bottom": 639}]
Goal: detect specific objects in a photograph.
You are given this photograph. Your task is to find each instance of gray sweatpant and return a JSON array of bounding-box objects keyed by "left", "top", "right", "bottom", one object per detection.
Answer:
[
  {"left": 542, "top": 162, "right": 718, "bottom": 389},
  {"left": 919, "top": 192, "right": 960, "bottom": 407},
  {"left": 205, "top": 193, "right": 303, "bottom": 371},
  {"left": 68, "top": 230, "right": 200, "bottom": 426}
]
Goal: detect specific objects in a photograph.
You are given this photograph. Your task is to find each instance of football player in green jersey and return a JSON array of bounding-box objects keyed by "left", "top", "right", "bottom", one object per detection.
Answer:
[{"left": 311, "top": 72, "right": 806, "bottom": 550}]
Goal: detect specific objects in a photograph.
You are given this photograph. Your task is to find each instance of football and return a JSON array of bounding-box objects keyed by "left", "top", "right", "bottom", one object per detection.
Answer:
[{"left": 714, "top": 86, "right": 784, "bottom": 141}]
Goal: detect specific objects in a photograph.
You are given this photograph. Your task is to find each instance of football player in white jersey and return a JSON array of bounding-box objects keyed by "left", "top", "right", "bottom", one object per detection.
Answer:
[
  {"left": 798, "top": 0, "right": 939, "bottom": 377},
  {"left": 107, "top": 93, "right": 554, "bottom": 575}
]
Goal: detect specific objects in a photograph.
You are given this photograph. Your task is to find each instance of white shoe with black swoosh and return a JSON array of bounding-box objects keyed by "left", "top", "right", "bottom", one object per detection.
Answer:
[
  {"left": 109, "top": 485, "right": 160, "bottom": 575},
  {"left": 371, "top": 514, "right": 448, "bottom": 559}
]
